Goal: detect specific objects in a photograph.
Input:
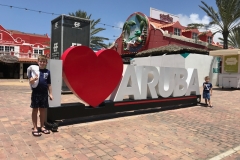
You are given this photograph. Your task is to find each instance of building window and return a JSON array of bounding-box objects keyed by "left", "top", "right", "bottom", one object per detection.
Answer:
[
  {"left": 0, "top": 46, "right": 14, "bottom": 52},
  {"left": 39, "top": 50, "right": 43, "bottom": 55},
  {"left": 192, "top": 33, "right": 198, "bottom": 40},
  {"left": 174, "top": 28, "right": 181, "bottom": 36},
  {"left": 0, "top": 46, "right": 4, "bottom": 51},
  {"left": 33, "top": 49, "right": 44, "bottom": 54},
  {"left": 10, "top": 47, "right": 14, "bottom": 51},
  {"left": 34, "top": 49, "right": 38, "bottom": 54},
  {"left": 5, "top": 46, "right": 10, "bottom": 52},
  {"left": 207, "top": 36, "right": 212, "bottom": 43}
]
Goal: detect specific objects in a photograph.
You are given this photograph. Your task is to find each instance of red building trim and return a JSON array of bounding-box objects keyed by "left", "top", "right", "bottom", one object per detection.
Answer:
[{"left": 0, "top": 25, "right": 50, "bottom": 57}]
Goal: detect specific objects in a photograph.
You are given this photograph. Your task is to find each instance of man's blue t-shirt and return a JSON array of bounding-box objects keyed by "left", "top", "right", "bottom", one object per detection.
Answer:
[
  {"left": 203, "top": 82, "right": 212, "bottom": 93},
  {"left": 29, "top": 69, "right": 51, "bottom": 94}
]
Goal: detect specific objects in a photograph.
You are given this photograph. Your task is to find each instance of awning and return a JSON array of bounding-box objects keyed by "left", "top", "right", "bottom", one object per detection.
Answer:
[
  {"left": 0, "top": 55, "right": 18, "bottom": 63},
  {"left": 209, "top": 49, "right": 240, "bottom": 56},
  {"left": 18, "top": 58, "right": 38, "bottom": 63}
]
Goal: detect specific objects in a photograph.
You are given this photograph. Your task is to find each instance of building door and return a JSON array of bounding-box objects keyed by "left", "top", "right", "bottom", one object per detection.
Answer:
[{"left": 0, "top": 62, "right": 20, "bottom": 79}]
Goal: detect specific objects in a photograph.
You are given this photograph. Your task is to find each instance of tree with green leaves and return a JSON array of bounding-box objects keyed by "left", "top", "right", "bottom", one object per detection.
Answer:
[
  {"left": 219, "top": 26, "right": 240, "bottom": 48},
  {"left": 69, "top": 10, "right": 109, "bottom": 48},
  {"left": 187, "top": 0, "right": 240, "bottom": 49}
]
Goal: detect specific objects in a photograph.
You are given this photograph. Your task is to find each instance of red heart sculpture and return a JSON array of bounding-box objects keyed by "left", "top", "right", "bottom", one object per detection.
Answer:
[{"left": 61, "top": 46, "right": 123, "bottom": 107}]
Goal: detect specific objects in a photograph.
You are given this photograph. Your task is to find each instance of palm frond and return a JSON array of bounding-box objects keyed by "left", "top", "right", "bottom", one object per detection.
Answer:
[
  {"left": 91, "top": 18, "right": 101, "bottom": 29},
  {"left": 218, "top": 26, "right": 240, "bottom": 48},
  {"left": 69, "top": 10, "right": 109, "bottom": 48},
  {"left": 126, "top": 25, "right": 131, "bottom": 35},
  {"left": 194, "top": 0, "right": 240, "bottom": 49},
  {"left": 123, "top": 22, "right": 128, "bottom": 31},
  {"left": 136, "top": 14, "right": 143, "bottom": 23},
  {"left": 91, "top": 28, "right": 106, "bottom": 36},
  {"left": 91, "top": 36, "right": 109, "bottom": 41},
  {"left": 128, "top": 20, "right": 136, "bottom": 26}
]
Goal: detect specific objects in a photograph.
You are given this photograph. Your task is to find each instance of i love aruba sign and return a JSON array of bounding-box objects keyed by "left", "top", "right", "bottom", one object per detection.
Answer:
[{"left": 61, "top": 46, "right": 200, "bottom": 108}]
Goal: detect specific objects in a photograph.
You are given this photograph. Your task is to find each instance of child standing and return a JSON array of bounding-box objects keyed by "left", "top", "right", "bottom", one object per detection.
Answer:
[
  {"left": 203, "top": 76, "right": 213, "bottom": 107},
  {"left": 28, "top": 55, "right": 53, "bottom": 136}
]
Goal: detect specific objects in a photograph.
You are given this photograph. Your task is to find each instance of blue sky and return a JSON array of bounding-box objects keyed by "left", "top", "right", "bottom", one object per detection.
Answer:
[{"left": 0, "top": 0, "right": 220, "bottom": 43}]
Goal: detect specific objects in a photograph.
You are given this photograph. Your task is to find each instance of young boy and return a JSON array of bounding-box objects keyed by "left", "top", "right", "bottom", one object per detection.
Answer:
[
  {"left": 28, "top": 55, "right": 53, "bottom": 136},
  {"left": 203, "top": 76, "right": 213, "bottom": 107}
]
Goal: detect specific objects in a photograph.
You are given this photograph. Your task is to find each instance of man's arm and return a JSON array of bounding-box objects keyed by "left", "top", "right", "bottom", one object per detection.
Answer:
[
  {"left": 48, "top": 84, "right": 53, "bottom": 100},
  {"left": 210, "top": 84, "right": 213, "bottom": 95},
  {"left": 29, "top": 76, "right": 38, "bottom": 84},
  {"left": 47, "top": 71, "right": 53, "bottom": 100}
]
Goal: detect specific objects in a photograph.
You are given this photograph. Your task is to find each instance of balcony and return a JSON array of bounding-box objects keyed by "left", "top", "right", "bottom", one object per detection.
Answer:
[{"left": 0, "top": 52, "right": 39, "bottom": 59}]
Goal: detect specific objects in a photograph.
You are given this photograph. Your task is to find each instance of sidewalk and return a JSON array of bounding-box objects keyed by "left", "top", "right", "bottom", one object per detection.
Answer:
[
  {"left": 0, "top": 79, "right": 29, "bottom": 86},
  {"left": 0, "top": 83, "right": 240, "bottom": 160}
]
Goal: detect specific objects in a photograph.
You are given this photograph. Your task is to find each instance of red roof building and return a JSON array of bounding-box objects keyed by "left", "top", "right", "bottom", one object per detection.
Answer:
[
  {"left": 0, "top": 25, "right": 50, "bottom": 79},
  {"left": 110, "top": 9, "right": 222, "bottom": 56}
]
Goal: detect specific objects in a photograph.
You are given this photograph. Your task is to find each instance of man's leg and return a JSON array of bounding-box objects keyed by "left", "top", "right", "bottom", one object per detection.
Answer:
[
  {"left": 208, "top": 99, "right": 212, "bottom": 107},
  {"left": 39, "top": 108, "right": 50, "bottom": 134},
  {"left": 39, "top": 108, "right": 46, "bottom": 129},
  {"left": 32, "top": 108, "right": 38, "bottom": 131}
]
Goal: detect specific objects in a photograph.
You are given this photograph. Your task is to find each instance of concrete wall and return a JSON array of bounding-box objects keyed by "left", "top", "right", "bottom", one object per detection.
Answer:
[
  {"left": 131, "top": 54, "right": 219, "bottom": 87},
  {"left": 185, "top": 54, "right": 218, "bottom": 86}
]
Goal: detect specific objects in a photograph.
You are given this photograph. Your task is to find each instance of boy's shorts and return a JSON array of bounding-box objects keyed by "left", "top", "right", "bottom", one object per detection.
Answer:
[
  {"left": 31, "top": 92, "right": 49, "bottom": 108},
  {"left": 203, "top": 92, "right": 210, "bottom": 100}
]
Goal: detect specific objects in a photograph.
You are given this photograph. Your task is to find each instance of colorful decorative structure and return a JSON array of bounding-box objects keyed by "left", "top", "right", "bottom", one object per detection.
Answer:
[
  {"left": 122, "top": 13, "right": 149, "bottom": 53},
  {"left": 47, "top": 46, "right": 201, "bottom": 123},
  {"left": 111, "top": 8, "right": 222, "bottom": 57}
]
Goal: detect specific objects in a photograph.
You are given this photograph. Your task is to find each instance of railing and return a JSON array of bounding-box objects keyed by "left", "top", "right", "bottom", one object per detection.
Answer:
[
  {"left": 164, "top": 33, "right": 209, "bottom": 46},
  {"left": 0, "top": 52, "right": 39, "bottom": 59}
]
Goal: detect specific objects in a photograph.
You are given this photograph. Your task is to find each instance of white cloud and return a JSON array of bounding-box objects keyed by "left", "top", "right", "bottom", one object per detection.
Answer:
[
  {"left": 177, "top": 13, "right": 210, "bottom": 27},
  {"left": 177, "top": 13, "right": 222, "bottom": 42},
  {"left": 212, "top": 30, "right": 222, "bottom": 43}
]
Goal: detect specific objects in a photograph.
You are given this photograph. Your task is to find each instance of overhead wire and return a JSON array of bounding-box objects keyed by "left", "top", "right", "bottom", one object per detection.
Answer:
[{"left": 0, "top": 3, "right": 123, "bottom": 29}]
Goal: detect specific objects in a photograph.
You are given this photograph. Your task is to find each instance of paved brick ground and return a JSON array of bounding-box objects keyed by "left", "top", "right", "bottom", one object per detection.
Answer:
[{"left": 0, "top": 81, "right": 240, "bottom": 160}]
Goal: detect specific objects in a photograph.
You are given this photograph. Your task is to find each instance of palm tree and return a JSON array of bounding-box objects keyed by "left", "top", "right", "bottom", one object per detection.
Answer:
[
  {"left": 69, "top": 10, "right": 109, "bottom": 48},
  {"left": 219, "top": 26, "right": 240, "bottom": 48},
  {"left": 187, "top": 0, "right": 240, "bottom": 49}
]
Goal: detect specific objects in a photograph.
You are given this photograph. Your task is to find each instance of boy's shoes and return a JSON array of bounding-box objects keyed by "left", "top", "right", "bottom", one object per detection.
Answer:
[
  {"left": 32, "top": 131, "right": 42, "bottom": 136},
  {"left": 209, "top": 105, "right": 213, "bottom": 108}
]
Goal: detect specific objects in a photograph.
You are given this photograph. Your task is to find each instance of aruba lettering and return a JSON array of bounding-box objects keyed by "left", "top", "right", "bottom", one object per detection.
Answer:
[{"left": 111, "top": 66, "right": 200, "bottom": 101}]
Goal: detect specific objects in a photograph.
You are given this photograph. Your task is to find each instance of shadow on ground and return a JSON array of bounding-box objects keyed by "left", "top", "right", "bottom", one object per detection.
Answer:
[
  {"left": 58, "top": 103, "right": 207, "bottom": 127},
  {"left": 212, "top": 88, "right": 239, "bottom": 91}
]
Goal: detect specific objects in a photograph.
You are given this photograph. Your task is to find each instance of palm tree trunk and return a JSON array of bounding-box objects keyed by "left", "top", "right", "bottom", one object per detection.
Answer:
[{"left": 222, "top": 31, "right": 229, "bottom": 49}]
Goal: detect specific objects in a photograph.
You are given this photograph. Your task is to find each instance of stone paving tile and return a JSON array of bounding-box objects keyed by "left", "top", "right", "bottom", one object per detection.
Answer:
[{"left": 0, "top": 83, "right": 240, "bottom": 160}]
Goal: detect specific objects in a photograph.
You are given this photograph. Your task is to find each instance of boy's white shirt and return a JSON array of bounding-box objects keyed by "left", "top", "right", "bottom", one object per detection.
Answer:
[{"left": 27, "top": 65, "right": 40, "bottom": 88}]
